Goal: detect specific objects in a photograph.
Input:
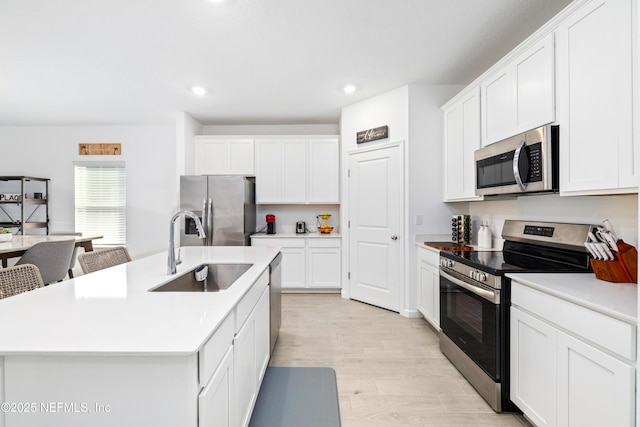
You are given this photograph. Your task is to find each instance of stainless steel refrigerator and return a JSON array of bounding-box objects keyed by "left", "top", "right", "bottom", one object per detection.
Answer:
[{"left": 180, "top": 175, "right": 256, "bottom": 246}]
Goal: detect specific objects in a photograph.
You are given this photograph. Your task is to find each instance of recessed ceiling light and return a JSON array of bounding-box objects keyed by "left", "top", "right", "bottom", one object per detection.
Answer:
[
  {"left": 343, "top": 84, "right": 357, "bottom": 94},
  {"left": 191, "top": 86, "right": 207, "bottom": 96}
]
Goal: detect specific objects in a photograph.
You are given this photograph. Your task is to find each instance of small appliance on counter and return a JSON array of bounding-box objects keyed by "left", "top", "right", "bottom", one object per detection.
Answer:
[
  {"left": 296, "top": 221, "right": 306, "bottom": 234},
  {"left": 266, "top": 214, "right": 276, "bottom": 234}
]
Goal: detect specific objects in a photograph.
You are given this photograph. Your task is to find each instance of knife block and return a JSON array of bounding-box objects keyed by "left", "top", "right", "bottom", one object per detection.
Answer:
[{"left": 590, "top": 241, "right": 637, "bottom": 284}]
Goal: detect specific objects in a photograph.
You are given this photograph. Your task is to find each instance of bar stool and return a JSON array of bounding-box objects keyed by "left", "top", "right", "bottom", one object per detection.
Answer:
[{"left": 0, "top": 264, "right": 45, "bottom": 299}]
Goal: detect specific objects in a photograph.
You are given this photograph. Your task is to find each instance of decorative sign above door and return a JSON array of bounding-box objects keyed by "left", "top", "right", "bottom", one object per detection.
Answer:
[
  {"left": 78, "top": 143, "right": 121, "bottom": 155},
  {"left": 356, "top": 125, "right": 388, "bottom": 144}
]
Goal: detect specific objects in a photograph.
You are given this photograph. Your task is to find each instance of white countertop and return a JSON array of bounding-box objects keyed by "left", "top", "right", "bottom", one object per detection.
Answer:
[
  {"left": 251, "top": 232, "right": 341, "bottom": 238},
  {"left": 0, "top": 246, "right": 280, "bottom": 356},
  {"left": 507, "top": 272, "right": 638, "bottom": 325}
]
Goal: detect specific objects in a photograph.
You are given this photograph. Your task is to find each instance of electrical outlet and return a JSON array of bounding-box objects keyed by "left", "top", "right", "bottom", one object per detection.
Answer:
[{"left": 415, "top": 214, "right": 423, "bottom": 225}]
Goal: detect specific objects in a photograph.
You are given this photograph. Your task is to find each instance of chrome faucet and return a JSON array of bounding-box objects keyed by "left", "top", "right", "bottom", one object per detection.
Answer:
[{"left": 168, "top": 210, "right": 206, "bottom": 275}]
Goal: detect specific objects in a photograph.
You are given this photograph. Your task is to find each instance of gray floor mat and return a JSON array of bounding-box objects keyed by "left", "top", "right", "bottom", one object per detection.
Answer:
[{"left": 249, "top": 367, "right": 341, "bottom": 427}]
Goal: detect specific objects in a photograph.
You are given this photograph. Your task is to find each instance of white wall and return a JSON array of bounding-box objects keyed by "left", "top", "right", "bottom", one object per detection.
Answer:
[{"left": 0, "top": 125, "right": 176, "bottom": 258}]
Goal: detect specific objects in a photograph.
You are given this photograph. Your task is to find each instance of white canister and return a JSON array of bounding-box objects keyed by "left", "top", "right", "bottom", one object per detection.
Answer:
[{"left": 479, "top": 223, "right": 492, "bottom": 249}]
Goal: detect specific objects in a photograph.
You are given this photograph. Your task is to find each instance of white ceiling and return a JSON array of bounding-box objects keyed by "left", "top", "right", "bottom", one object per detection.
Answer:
[{"left": 0, "top": 0, "right": 572, "bottom": 126}]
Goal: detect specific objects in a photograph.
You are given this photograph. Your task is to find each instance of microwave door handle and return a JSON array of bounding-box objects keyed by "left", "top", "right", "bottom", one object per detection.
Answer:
[{"left": 513, "top": 139, "right": 528, "bottom": 191}]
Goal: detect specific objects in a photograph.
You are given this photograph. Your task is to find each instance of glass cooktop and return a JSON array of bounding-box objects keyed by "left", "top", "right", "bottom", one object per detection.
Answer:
[{"left": 441, "top": 247, "right": 591, "bottom": 276}]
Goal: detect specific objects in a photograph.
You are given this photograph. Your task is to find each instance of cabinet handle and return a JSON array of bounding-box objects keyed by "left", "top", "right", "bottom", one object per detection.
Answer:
[{"left": 391, "top": 235, "right": 398, "bottom": 240}]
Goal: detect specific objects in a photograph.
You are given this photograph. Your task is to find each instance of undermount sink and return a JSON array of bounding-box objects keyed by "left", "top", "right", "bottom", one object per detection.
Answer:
[{"left": 150, "top": 263, "right": 253, "bottom": 292}]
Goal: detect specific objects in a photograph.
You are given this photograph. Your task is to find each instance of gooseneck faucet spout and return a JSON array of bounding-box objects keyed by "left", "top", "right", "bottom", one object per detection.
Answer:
[{"left": 168, "top": 210, "right": 206, "bottom": 275}]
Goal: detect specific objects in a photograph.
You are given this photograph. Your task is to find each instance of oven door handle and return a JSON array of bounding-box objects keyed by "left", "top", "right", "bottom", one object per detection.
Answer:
[{"left": 440, "top": 269, "right": 499, "bottom": 304}]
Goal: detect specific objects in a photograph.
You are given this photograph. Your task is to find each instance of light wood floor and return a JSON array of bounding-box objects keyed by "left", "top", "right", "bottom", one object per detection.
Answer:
[{"left": 270, "top": 294, "right": 533, "bottom": 427}]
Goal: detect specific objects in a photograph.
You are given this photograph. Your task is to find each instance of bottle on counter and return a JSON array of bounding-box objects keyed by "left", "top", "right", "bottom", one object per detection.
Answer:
[{"left": 478, "top": 221, "right": 492, "bottom": 249}]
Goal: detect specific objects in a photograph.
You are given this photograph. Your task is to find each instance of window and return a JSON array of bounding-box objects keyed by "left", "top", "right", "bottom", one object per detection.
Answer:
[{"left": 74, "top": 163, "right": 126, "bottom": 246}]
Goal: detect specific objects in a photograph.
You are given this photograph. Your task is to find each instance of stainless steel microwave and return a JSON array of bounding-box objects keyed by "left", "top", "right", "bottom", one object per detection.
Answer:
[{"left": 474, "top": 125, "right": 559, "bottom": 197}]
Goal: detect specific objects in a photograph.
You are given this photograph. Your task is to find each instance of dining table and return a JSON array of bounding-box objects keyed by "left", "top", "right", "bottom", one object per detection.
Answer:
[{"left": 0, "top": 234, "right": 103, "bottom": 268}]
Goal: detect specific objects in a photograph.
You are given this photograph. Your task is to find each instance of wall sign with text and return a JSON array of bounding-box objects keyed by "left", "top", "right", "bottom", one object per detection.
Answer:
[
  {"left": 356, "top": 125, "right": 389, "bottom": 144},
  {"left": 79, "top": 143, "right": 122, "bottom": 155}
]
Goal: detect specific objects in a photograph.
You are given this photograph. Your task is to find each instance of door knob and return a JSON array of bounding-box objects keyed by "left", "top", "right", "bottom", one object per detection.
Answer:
[{"left": 391, "top": 235, "right": 398, "bottom": 240}]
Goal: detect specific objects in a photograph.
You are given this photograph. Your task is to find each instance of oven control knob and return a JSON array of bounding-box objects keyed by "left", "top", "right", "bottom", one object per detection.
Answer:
[
  {"left": 440, "top": 259, "right": 454, "bottom": 268},
  {"left": 477, "top": 272, "right": 487, "bottom": 282}
]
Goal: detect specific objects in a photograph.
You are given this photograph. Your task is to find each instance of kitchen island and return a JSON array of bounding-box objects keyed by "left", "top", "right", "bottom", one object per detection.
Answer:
[{"left": 0, "top": 245, "right": 280, "bottom": 427}]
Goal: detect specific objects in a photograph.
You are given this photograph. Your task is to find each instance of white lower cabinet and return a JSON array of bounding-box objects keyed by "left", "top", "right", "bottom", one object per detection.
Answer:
[
  {"left": 306, "top": 239, "right": 341, "bottom": 288},
  {"left": 556, "top": 331, "right": 635, "bottom": 427},
  {"left": 510, "top": 307, "right": 557, "bottom": 427},
  {"left": 252, "top": 236, "right": 341, "bottom": 290},
  {"left": 234, "top": 281, "right": 270, "bottom": 427},
  {"left": 416, "top": 246, "right": 440, "bottom": 329},
  {"left": 199, "top": 345, "right": 234, "bottom": 427},
  {"left": 511, "top": 282, "right": 635, "bottom": 427}
]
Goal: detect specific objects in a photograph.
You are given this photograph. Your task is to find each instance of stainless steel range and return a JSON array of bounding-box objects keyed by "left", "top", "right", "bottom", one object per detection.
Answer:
[{"left": 439, "top": 220, "right": 595, "bottom": 412}]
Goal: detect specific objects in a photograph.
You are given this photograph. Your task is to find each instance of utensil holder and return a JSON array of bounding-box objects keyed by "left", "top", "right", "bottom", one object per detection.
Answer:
[{"left": 590, "top": 241, "right": 637, "bottom": 284}]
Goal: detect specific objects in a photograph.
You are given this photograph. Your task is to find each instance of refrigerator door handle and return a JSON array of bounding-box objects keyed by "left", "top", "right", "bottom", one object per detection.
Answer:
[
  {"left": 202, "top": 198, "right": 208, "bottom": 246},
  {"left": 208, "top": 198, "right": 213, "bottom": 246}
]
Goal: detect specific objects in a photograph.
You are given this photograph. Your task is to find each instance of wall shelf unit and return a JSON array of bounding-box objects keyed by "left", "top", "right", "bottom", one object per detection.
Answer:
[{"left": 0, "top": 176, "right": 50, "bottom": 235}]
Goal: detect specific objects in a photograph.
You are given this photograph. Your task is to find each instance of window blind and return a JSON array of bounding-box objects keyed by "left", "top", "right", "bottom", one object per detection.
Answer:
[{"left": 74, "top": 163, "right": 126, "bottom": 246}]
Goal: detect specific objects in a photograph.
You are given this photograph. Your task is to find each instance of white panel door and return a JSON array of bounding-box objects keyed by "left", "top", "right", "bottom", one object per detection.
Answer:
[
  {"left": 281, "top": 139, "right": 306, "bottom": 202},
  {"left": 515, "top": 33, "right": 555, "bottom": 132},
  {"left": 348, "top": 144, "right": 402, "bottom": 312},
  {"left": 255, "top": 140, "right": 283, "bottom": 203},
  {"left": 510, "top": 307, "right": 558, "bottom": 427},
  {"left": 557, "top": 0, "right": 633, "bottom": 193},
  {"left": 199, "top": 346, "right": 234, "bottom": 427},
  {"left": 481, "top": 67, "right": 516, "bottom": 146},
  {"left": 308, "top": 138, "right": 340, "bottom": 203},
  {"left": 443, "top": 87, "right": 481, "bottom": 201},
  {"left": 556, "top": 331, "right": 635, "bottom": 427},
  {"left": 228, "top": 140, "right": 255, "bottom": 175}
]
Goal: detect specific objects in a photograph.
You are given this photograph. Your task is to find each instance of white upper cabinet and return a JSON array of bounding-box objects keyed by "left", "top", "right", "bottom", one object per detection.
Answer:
[
  {"left": 255, "top": 136, "right": 339, "bottom": 204},
  {"left": 442, "top": 86, "right": 482, "bottom": 201},
  {"left": 481, "top": 33, "right": 555, "bottom": 146},
  {"left": 194, "top": 136, "right": 255, "bottom": 175},
  {"left": 557, "top": 0, "right": 636, "bottom": 195},
  {"left": 481, "top": 66, "right": 515, "bottom": 146},
  {"left": 308, "top": 138, "right": 340, "bottom": 203}
]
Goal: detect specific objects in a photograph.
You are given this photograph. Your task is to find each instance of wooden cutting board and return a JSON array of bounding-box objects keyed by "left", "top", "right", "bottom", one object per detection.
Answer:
[{"left": 424, "top": 241, "right": 474, "bottom": 251}]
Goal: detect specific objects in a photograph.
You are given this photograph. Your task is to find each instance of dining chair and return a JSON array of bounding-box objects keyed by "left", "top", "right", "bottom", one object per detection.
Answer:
[
  {"left": 16, "top": 239, "right": 76, "bottom": 285},
  {"left": 0, "top": 264, "right": 45, "bottom": 299},
  {"left": 49, "top": 232, "right": 82, "bottom": 278},
  {"left": 78, "top": 246, "right": 132, "bottom": 274}
]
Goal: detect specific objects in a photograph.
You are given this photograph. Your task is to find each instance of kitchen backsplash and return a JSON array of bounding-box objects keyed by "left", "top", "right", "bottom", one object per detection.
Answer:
[
  {"left": 255, "top": 204, "right": 340, "bottom": 234},
  {"left": 450, "top": 193, "right": 638, "bottom": 248}
]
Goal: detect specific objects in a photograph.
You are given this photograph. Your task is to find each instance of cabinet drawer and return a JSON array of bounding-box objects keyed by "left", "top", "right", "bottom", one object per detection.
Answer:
[
  {"left": 199, "top": 311, "right": 235, "bottom": 386},
  {"left": 307, "top": 238, "right": 340, "bottom": 248},
  {"left": 236, "top": 270, "right": 269, "bottom": 332},
  {"left": 417, "top": 246, "right": 440, "bottom": 266},
  {"left": 251, "top": 237, "right": 305, "bottom": 248},
  {"left": 512, "top": 283, "right": 636, "bottom": 361}
]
